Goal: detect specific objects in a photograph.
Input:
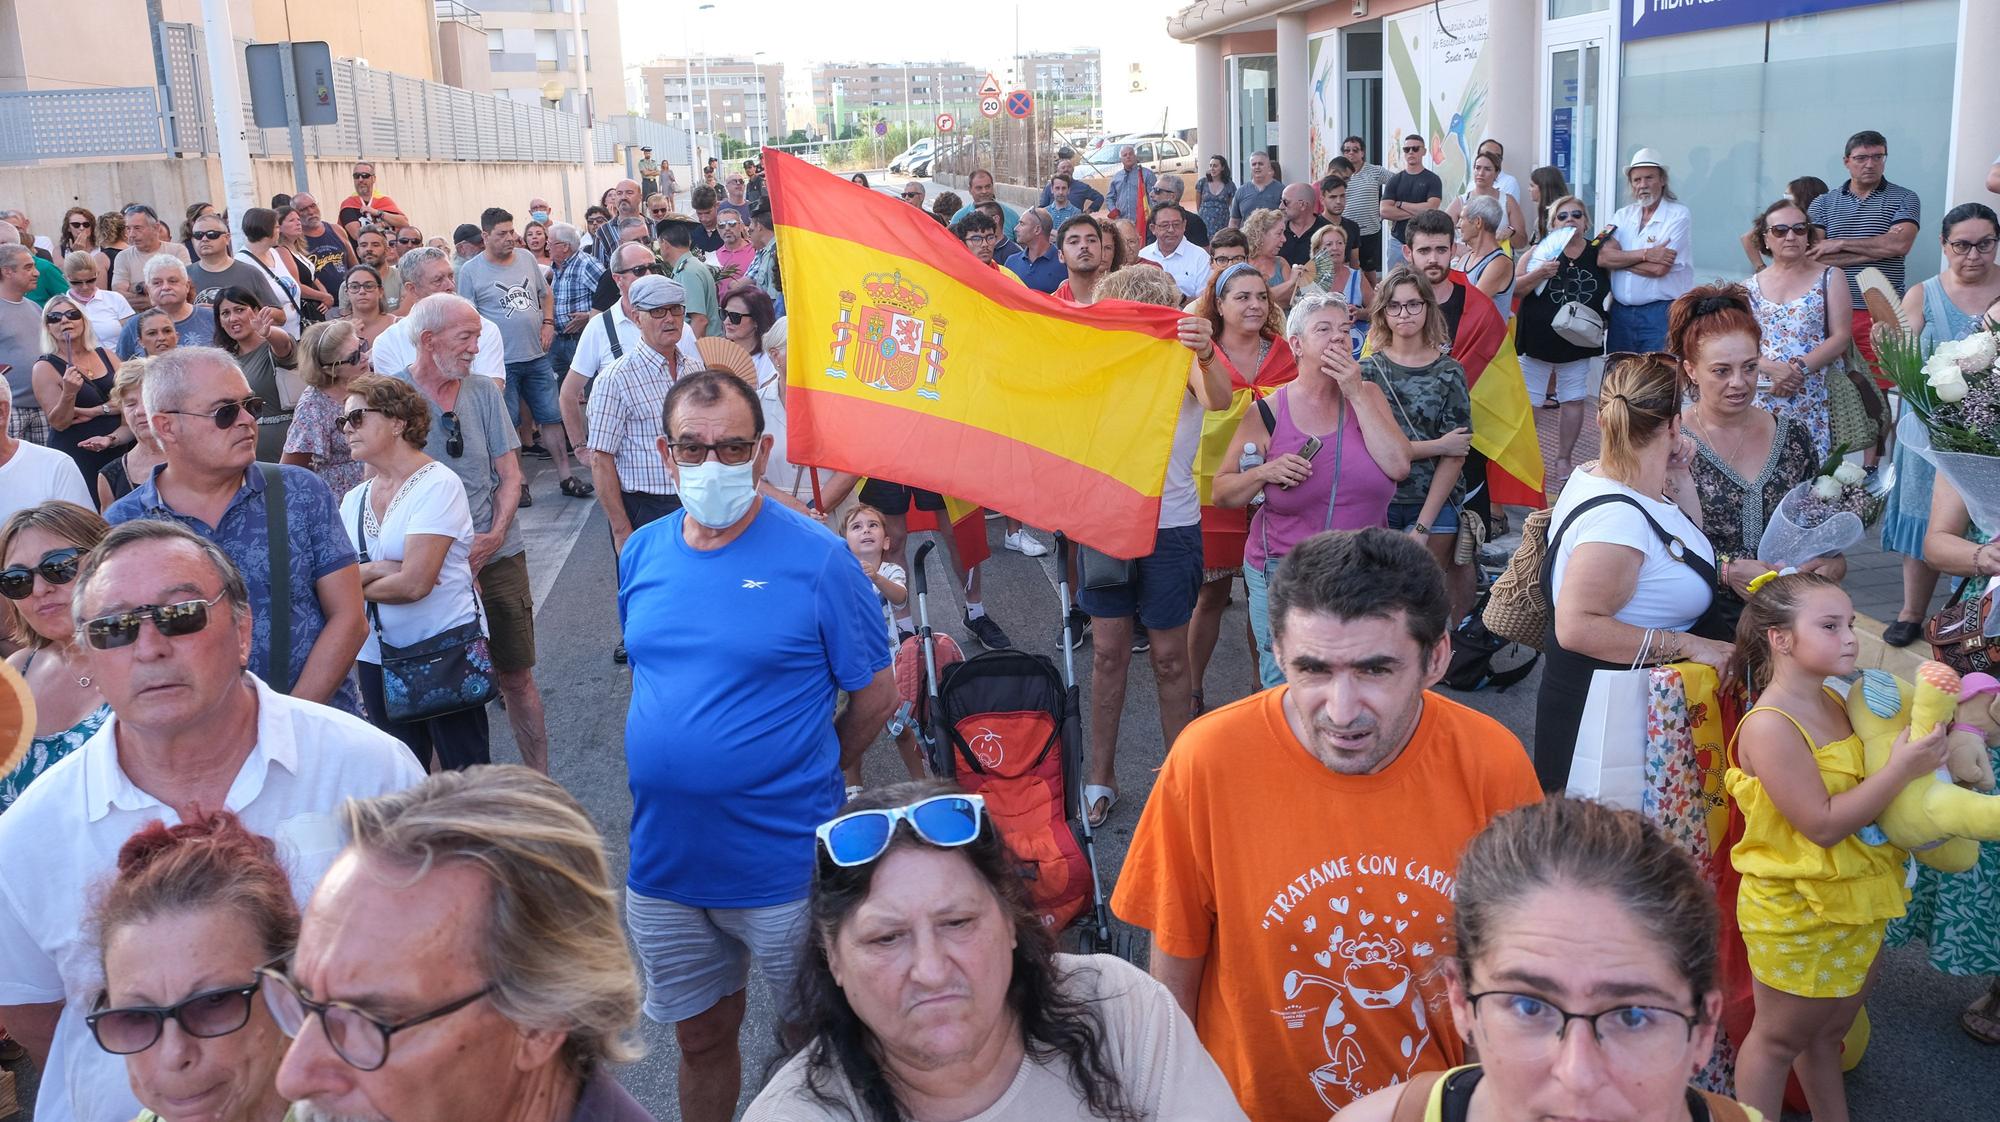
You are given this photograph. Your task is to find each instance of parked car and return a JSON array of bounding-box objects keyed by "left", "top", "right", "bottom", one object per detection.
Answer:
[
  {"left": 1076, "top": 135, "right": 1197, "bottom": 179},
  {"left": 889, "top": 138, "right": 935, "bottom": 173}
]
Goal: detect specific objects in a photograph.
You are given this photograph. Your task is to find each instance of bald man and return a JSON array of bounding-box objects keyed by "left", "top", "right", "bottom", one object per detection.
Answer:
[{"left": 592, "top": 179, "right": 644, "bottom": 265}]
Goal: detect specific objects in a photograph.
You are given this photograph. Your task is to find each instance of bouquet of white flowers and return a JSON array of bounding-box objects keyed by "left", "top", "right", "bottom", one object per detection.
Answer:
[{"left": 1757, "top": 448, "right": 1891, "bottom": 568}]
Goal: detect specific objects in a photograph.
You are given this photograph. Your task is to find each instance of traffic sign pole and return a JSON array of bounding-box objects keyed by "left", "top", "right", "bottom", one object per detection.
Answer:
[{"left": 276, "top": 47, "right": 308, "bottom": 193}]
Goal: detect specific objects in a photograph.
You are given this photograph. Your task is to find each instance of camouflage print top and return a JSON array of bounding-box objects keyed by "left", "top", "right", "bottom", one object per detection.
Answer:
[{"left": 1362, "top": 352, "right": 1472, "bottom": 507}]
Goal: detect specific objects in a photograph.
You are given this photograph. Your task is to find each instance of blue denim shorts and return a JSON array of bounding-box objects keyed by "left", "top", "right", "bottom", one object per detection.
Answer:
[
  {"left": 1077, "top": 523, "right": 1203, "bottom": 631},
  {"left": 504, "top": 355, "right": 563, "bottom": 425},
  {"left": 1385, "top": 501, "right": 1460, "bottom": 535}
]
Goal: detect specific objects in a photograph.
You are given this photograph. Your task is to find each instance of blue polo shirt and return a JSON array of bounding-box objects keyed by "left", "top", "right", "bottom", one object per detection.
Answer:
[
  {"left": 618, "top": 500, "right": 892, "bottom": 907},
  {"left": 106, "top": 463, "right": 363, "bottom": 716},
  {"left": 1003, "top": 245, "right": 1067, "bottom": 294}
]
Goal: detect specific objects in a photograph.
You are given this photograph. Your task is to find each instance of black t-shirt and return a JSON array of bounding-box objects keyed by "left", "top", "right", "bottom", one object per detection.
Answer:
[
  {"left": 1438, "top": 278, "right": 1466, "bottom": 344},
  {"left": 692, "top": 224, "right": 724, "bottom": 255},
  {"left": 1384, "top": 169, "right": 1443, "bottom": 243},
  {"left": 300, "top": 226, "right": 350, "bottom": 306},
  {"left": 1279, "top": 215, "right": 1329, "bottom": 267}
]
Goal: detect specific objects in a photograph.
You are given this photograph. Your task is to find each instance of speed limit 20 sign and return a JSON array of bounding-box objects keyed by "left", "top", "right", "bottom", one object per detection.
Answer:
[{"left": 979, "top": 94, "right": 1001, "bottom": 119}]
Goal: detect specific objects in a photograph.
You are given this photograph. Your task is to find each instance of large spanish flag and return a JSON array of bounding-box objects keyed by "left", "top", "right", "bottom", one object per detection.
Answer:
[{"left": 769, "top": 148, "right": 1193, "bottom": 559}]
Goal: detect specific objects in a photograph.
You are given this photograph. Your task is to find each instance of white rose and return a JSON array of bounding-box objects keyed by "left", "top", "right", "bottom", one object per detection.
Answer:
[
  {"left": 1958, "top": 331, "right": 1997, "bottom": 372},
  {"left": 1812, "top": 476, "right": 1844, "bottom": 501},
  {"left": 1930, "top": 363, "right": 1970, "bottom": 403},
  {"left": 1833, "top": 460, "right": 1866, "bottom": 486}
]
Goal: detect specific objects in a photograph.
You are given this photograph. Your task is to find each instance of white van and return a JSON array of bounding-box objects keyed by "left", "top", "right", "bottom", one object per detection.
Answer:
[{"left": 888, "top": 137, "right": 936, "bottom": 174}]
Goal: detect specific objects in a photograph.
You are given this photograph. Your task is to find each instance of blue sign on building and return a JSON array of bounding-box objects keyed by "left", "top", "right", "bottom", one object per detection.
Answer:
[{"left": 1624, "top": 0, "right": 1890, "bottom": 42}]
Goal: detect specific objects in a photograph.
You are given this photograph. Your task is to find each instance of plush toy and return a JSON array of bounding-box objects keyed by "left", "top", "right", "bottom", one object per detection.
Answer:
[
  {"left": 1946, "top": 672, "right": 2000, "bottom": 792},
  {"left": 1846, "top": 662, "right": 2000, "bottom": 873},
  {"left": 0, "top": 658, "right": 32, "bottom": 782}
]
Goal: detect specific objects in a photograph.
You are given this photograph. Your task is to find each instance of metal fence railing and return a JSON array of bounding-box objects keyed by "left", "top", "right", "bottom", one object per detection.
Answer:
[{"left": 0, "top": 25, "right": 692, "bottom": 170}]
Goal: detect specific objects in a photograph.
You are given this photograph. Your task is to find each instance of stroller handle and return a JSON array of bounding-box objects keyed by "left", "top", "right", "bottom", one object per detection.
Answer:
[{"left": 910, "top": 540, "right": 936, "bottom": 597}]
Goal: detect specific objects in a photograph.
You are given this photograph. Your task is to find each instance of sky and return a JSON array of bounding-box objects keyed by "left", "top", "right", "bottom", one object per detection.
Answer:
[{"left": 614, "top": 0, "right": 1197, "bottom": 132}]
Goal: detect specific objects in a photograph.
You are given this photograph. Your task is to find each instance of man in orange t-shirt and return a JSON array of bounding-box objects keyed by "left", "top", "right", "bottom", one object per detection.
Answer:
[{"left": 1112, "top": 528, "right": 1540, "bottom": 1121}]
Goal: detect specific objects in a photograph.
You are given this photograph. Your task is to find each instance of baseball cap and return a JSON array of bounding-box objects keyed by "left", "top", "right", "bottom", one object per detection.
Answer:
[
  {"left": 642, "top": 145, "right": 653, "bottom": 152},
  {"left": 630, "top": 274, "right": 687, "bottom": 310},
  {"left": 452, "top": 223, "right": 484, "bottom": 246}
]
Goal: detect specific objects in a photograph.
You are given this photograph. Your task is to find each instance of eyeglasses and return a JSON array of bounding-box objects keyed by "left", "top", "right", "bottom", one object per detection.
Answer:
[
  {"left": 80, "top": 593, "right": 228, "bottom": 650},
  {"left": 440, "top": 411, "right": 464, "bottom": 458},
  {"left": 721, "top": 309, "right": 751, "bottom": 325},
  {"left": 258, "top": 962, "right": 493, "bottom": 1073},
  {"left": 1946, "top": 236, "right": 1999, "bottom": 257},
  {"left": 1402, "top": 145, "right": 1423, "bottom": 154},
  {"left": 963, "top": 233, "right": 997, "bottom": 244},
  {"left": 817, "top": 794, "right": 987, "bottom": 867},
  {"left": 191, "top": 229, "right": 228, "bottom": 242},
  {"left": 345, "top": 280, "right": 380, "bottom": 294},
  {"left": 67, "top": 219, "right": 92, "bottom": 229},
  {"left": 640, "top": 304, "right": 685, "bottom": 320},
  {"left": 395, "top": 236, "right": 423, "bottom": 246},
  {"left": 0, "top": 547, "right": 84, "bottom": 600},
  {"left": 1767, "top": 223, "right": 1810, "bottom": 239},
  {"left": 613, "top": 263, "right": 660, "bottom": 278},
  {"left": 329, "top": 340, "right": 372, "bottom": 367},
  {"left": 902, "top": 190, "right": 924, "bottom": 199},
  {"left": 68, "top": 275, "right": 98, "bottom": 286},
  {"left": 160, "top": 395, "right": 266, "bottom": 429},
  {"left": 664, "top": 437, "right": 757, "bottom": 466},
  {"left": 332, "top": 407, "right": 385, "bottom": 432},
  {"left": 86, "top": 979, "right": 263, "bottom": 1055},
  {"left": 1385, "top": 299, "right": 1427, "bottom": 317},
  {"left": 1554, "top": 210, "right": 1586, "bottom": 221},
  {"left": 43, "top": 309, "right": 83, "bottom": 325},
  {"left": 1465, "top": 989, "right": 1699, "bottom": 1072},
  {"left": 352, "top": 171, "right": 375, "bottom": 180}
]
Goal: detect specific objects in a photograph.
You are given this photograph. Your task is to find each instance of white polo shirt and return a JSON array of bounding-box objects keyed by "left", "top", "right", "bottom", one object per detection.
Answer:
[
  {"left": 0, "top": 677, "right": 423, "bottom": 1122},
  {"left": 1140, "top": 238, "right": 1213, "bottom": 299},
  {"left": 567, "top": 303, "right": 702, "bottom": 383},
  {"left": 371, "top": 311, "right": 508, "bottom": 385}
]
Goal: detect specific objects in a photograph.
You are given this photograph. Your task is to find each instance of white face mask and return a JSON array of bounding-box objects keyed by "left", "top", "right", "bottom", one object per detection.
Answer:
[{"left": 678, "top": 457, "right": 758, "bottom": 528}]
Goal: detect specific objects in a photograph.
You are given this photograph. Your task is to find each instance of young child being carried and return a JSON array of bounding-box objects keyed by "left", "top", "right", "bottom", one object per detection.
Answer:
[{"left": 1725, "top": 570, "right": 1950, "bottom": 1122}]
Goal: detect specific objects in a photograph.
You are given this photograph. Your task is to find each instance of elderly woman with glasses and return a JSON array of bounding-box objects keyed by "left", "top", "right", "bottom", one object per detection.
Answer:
[
  {"left": 85, "top": 809, "right": 300, "bottom": 1122},
  {"left": 63, "top": 250, "right": 135, "bottom": 344},
  {"left": 745, "top": 780, "right": 1248, "bottom": 1121},
  {"left": 32, "top": 292, "right": 126, "bottom": 489},
  {"left": 1, "top": 501, "right": 110, "bottom": 810},
  {"left": 337, "top": 374, "right": 490, "bottom": 772},
  {"left": 280, "top": 321, "right": 372, "bottom": 498},
  {"left": 1336, "top": 798, "right": 1750, "bottom": 1122}
]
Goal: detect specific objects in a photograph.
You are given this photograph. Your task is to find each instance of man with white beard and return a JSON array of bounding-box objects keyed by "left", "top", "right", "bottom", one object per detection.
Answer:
[{"left": 1598, "top": 148, "right": 1694, "bottom": 353}]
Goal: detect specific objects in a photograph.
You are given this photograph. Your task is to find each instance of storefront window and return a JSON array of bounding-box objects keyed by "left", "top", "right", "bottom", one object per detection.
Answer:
[
  {"left": 1230, "top": 54, "right": 1277, "bottom": 178},
  {"left": 1548, "top": 0, "right": 1608, "bottom": 16},
  {"left": 1617, "top": 0, "right": 1956, "bottom": 284}
]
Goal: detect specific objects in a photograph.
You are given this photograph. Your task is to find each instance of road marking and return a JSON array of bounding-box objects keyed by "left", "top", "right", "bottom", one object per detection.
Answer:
[{"left": 517, "top": 469, "right": 600, "bottom": 614}]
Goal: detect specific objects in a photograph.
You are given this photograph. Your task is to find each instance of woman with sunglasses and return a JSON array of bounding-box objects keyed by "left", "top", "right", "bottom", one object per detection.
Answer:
[
  {"left": 280, "top": 322, "right": 371, "bottom": 498},
  {"left": 1743, "top": 199, "right": 1849, "bottom": 461},
  {"left": 1, "top": 500, "right": 110, "bottom": 811},
  {"left": 32, "top": 293, "right": 126, "bottom": 492},
  {"left": 64, "top": 250, "right": 135, "bottom": 345},
  {"left": 59, "top": 206, "right": 109, "bottom": 276},
  {"left": 1337, "top": 798, "right": 1753, "bottom": 1122},
  {"left": 86, "top": 809, "right": 299, "bottom": 1122},
  {"left": 1514, "top": 194, "right": 1610, "bottom": 488},
  {"left": 97, "top": 357, "right": 165, "bottom": 508},
  {"left": 747, "top": 780, "right": 1247, "bottom": 1121},
  {"left": 337, "top": 374, "right": 489, "bottom": 771},
  {"left": 213, "top": 286, "right": 298, "bottom": 463}
]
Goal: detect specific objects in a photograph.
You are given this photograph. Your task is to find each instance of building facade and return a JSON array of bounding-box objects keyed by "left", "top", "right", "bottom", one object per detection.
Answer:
[
  {"left": 1172, "top": 0, "right": 1998, "bottom": 282},
  {"left": 637, "top": 57, "right": 785, "bottom": 146},
  {"left": 471, "top": 0, "right": 626, "bottom": 116},
  {"left": 812, "top": 62, "right": 985, "bottom": 134}
]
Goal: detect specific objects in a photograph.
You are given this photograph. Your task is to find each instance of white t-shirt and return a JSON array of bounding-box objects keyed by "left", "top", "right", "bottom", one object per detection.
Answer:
[
  {"left": 567, "top": 304, "right": 701, "bottom": 382},
  {"left": 239, "top": 247, "right": 303, "bottom": 338},
  {"left": 874, "top": 560, "right": 907, "bottom": 644},
  {"left": 73, "top": 287, "right": 134, "bottom": 345},
  {"left": 1548, "top": 469, "right": 1714, "bottom": 631},
  {"left": 758, "top": 354, "right": 816, "bottom": 501},
  {"left": 371, "top": 311, "right": 507, "bottom": 385},
  {"left": 1158, "top": 375, "right": 1205, "bottom": 530},
  {"left": 0, "top": 438, "right": 92, "bottom": 523},
  {"left": 340, "top": 462, "right": 481, "bottom": 663},
  {"left": 0, "top": 678, "right": 423, "bottom": 1122}
]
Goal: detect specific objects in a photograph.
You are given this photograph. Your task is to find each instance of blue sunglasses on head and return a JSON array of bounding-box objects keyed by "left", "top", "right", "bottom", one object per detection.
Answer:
[{"left": 816, "top": 794, "right": 986, "bottom": 867}]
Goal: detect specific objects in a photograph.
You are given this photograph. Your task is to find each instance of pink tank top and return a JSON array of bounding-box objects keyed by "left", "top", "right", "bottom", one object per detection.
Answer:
[{"left": 1245, "top": 385, "right": 1396, "bottom": 570}]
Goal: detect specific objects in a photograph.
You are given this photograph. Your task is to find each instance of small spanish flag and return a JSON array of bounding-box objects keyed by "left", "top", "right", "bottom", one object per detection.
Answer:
[{"left": 770, "top": 148, "right": 1193, "bottom": 560}]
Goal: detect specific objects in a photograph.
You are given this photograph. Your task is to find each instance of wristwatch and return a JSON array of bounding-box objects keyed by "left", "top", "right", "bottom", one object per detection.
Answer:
[{"left": 1413, "top": 522, "right": 1432, "bottom": 536}]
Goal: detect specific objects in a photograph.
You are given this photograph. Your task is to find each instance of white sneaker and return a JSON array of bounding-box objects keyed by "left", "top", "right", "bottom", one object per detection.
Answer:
[{"left": 1004, "top": 531, "right": 1049, "bottom": 557}]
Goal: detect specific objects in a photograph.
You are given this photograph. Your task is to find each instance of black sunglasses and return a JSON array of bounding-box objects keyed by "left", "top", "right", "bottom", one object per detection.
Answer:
[
  {"left": 722, "top": 310, "right": 750, "bottom": 324},
  {"left": 440, "top": 410, "right": 464, "bottom": 458},
  {"left": 87, "top": 979, "right": 263, "bottom": 1055},
  {"left": 67, "top": 219, "right": 93, "bottom": 228},
  {"left": 395, "top": 236, "right": 423, "bottom": 246},
  {"left": 80, "top": 593, "right": 227, "bottom": 650},
  {"left": 191, "top": 229, "right": 228, "bottom": 241},
  {"left": 0, "top": 547, "right": 83, "bottom": 600},
  {"left": 1766, "top": 222, "right": 1810, "bottom": 238},
  {"left": 613, "top": 263, "right": 660, "bottom": 278},
  {"left": 332, "top": 407, "right": 384, "bottom": 432},
  {"left": 44, "top": 309, "right": 83, "bottom": 324},
  {"left": 160, "top": 395, "right": 265, "bottom": 429},
  {"left": 1554, "top": 209, "right": 1587, "bottom": 221}
]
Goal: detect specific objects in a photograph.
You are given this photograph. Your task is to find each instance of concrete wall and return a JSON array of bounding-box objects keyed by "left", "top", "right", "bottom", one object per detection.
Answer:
[{"left": 0, "top": 156, "right": 631, "bottom": 242}]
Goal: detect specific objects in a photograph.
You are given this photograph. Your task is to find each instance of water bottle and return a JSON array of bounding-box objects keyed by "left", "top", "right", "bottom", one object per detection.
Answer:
[
  {"left": 886, "top": 699, "right": 914, "bottom": 737},
  {"left": 1239, "top": 442, "right": 1266, "bottom": 506}
]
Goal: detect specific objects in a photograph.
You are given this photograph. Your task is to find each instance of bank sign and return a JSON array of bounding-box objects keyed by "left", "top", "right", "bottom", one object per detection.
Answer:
[{"left": 1625, "top": 0, "right": 1889, "bottom": 41}]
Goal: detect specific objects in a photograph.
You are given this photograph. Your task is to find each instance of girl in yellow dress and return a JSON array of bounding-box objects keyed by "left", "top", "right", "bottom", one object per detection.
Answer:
[{"left": 1725, "top": 571, "right": 1950, "bottom": 1122}]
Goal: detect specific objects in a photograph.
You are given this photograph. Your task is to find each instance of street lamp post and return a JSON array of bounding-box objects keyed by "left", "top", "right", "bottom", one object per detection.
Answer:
[
  {"left": 680, "top": 4, "right": 698, "bottom": 179},
  {"left": 753, "top": 50, "right": 769, "bottom": 149},
  {"left": 698, "top": 4, "right": 716, "bottom": 158}
]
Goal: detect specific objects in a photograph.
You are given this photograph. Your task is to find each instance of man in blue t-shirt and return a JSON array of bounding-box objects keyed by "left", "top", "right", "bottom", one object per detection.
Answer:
[{"left": 617, "top": 369, "right": 895, "bottom": 1117}]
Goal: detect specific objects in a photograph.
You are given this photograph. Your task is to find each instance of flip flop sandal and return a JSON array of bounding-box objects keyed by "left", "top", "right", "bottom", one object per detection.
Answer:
[
  {"left": 1084, "top": 784, "right": 1120, "bottom": 828},
  {"left": 1962, "top": 981, "right": 2000, "bottom": 1045},
  {"left": 560, "top": 475, "right": 595, "bottom": 498}
]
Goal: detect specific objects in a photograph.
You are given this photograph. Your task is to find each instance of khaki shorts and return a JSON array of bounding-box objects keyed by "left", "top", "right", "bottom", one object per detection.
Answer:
[{"left": 476, "top": 550, "right": 536, "bottom": 673}]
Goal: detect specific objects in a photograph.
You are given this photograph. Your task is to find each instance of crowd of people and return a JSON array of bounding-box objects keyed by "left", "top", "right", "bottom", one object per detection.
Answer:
[{"left": 0, "top": 126, "right": 1997, "bottom": 1122}]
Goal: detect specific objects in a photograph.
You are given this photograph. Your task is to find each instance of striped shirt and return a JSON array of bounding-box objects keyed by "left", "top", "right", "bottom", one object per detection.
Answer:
[
  {"left": 1808, "top": 178, "right": 1920, "bottom": 308},
  {"left": 586, "top": 339, "right": 684, "bottom": 495},
  {"left": 1342, "top": 163, "right": 1388, "bottom": 234}
]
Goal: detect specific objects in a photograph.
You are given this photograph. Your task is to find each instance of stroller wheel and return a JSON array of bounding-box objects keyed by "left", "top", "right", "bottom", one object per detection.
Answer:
[{"left": 1108, "top": 923, "right": 1152, "bottom": 969}]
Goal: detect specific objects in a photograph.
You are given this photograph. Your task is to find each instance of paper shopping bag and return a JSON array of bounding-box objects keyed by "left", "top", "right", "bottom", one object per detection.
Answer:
[{"left": 1566, "top": 667, "right": 1653, "bottom": 808}]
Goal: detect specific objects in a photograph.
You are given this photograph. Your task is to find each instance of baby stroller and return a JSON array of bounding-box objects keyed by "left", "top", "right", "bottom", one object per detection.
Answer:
[{"left": 905, "top": 532, "right": 1136, "bottom": 960}]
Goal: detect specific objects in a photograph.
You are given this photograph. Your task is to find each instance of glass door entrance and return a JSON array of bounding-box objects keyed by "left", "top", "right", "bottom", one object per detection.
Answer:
[{"left": 1547, "top": 39, "right": 1603, "bottom": 224}]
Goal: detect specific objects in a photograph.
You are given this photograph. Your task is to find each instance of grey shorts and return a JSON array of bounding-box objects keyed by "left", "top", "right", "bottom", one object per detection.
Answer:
[{"left": 625, "top": 890, "right": 811, "bottom": 1024}]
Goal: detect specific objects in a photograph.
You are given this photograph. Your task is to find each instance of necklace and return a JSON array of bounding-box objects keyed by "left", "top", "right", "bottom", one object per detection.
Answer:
[
  {"left": 1691, "top": 407, "right": 1757, "bottom": 469},
  {"left": 61, "top": 648, "right": 90, "bottom": 689}
]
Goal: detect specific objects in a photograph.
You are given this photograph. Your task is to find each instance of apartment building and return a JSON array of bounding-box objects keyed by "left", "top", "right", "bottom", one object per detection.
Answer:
[{"left": 636, "top": 56, "right": 785, "bottom": 145}]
